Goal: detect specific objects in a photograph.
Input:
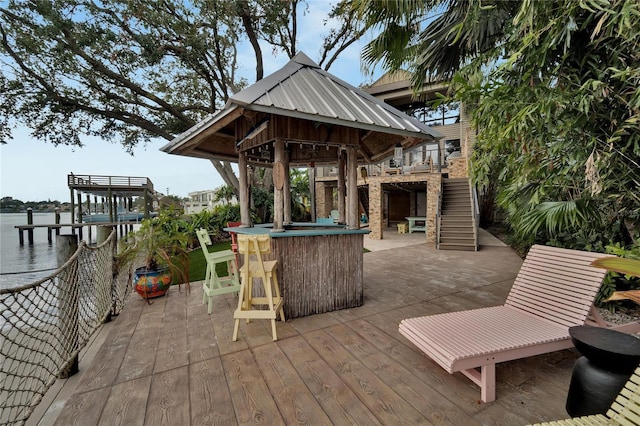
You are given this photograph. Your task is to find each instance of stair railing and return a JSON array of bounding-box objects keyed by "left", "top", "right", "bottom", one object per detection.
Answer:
[
  {"left": 470, "top": 179, "right": 480, "bottom": 251},
  {"left": 436, "top": 179, "right": 443, "bottom": 249}
]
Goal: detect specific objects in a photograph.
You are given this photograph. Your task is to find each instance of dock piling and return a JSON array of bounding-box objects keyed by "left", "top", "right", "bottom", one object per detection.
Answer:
[
  {"left": 56, "top": 234, "right": 79, "bottom": 378},
  {"left": 27, "top": 208, "right": 34, "bottom": 244}
]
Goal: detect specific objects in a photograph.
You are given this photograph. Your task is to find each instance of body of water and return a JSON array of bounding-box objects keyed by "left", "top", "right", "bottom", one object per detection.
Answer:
[{"left": 1, "top": 212, "right": 77, "bottom": 289}]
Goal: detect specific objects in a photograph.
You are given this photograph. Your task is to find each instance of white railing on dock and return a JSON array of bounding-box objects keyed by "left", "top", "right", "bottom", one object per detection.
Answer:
[
  {"left": 67, "top": 174, "right": 153, "bottom": 191},
  {"left": 0, "top": 231, "right": 132, "bottom": 426}
]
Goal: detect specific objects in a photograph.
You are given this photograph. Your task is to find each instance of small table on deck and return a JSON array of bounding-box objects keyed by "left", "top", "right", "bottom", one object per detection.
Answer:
[
  {"left": 566, "top": 325, "right": 640, "bottom": 416},
  {"left": 405, "top": 217, "right": 426, "bottom": 233}
]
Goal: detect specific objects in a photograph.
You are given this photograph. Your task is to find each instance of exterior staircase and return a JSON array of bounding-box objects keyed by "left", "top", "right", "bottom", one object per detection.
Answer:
[{"left": 437, "top": 178, "right": 478, "bottom": 251}]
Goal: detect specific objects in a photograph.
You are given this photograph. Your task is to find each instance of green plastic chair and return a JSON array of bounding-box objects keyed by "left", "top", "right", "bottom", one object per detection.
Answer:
[{"left": 196, "top": 228, "right": 240, "bottom": 314}]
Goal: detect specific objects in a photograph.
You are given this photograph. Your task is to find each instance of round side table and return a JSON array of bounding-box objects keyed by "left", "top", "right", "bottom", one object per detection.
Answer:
[{"left": 566, "top": 326, "right": 640, "bottom": 417}]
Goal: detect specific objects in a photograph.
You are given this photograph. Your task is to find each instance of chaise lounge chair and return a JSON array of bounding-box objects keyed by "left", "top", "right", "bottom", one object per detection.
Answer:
[
  {"left": 530, "top": 366, "right": 640, "bottom": 425},
  {"left": 399, "top": 245, "right": 612, "bottom": 402}
]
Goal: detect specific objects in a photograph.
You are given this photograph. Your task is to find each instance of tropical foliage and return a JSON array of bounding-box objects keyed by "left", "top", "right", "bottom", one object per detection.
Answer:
[{"left": 356, "top": 0, "right": 640, "bottom": 253}]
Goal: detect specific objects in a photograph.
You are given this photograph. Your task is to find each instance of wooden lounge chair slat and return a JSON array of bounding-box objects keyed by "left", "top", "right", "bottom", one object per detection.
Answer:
[{"left": 399, "top": 245, "right": 612, "bottom": 402}]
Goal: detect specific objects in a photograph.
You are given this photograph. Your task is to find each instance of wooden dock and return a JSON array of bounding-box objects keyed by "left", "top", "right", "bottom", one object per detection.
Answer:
[
  {"left": 15, "top": 221, "right": 141, "bottom": 245},
  {"left": 32, "top": 243, "right": 591, "bottom": 425}
]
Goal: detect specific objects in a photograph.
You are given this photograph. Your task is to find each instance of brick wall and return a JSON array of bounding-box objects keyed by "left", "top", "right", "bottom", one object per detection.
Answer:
[{"left": 447, "top": 157, "right": 468, "bottom": 179}]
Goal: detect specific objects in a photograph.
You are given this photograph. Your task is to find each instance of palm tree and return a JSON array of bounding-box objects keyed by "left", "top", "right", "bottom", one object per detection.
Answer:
[{"left": 354, "top": 0, "right": 519, "bottom": 86}]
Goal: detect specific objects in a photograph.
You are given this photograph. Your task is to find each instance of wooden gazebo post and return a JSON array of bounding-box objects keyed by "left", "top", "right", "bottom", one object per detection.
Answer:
[
  {"left": 346, "top": 145, "right": 359, "bottom": 229},
  {"left": 272, "top": 138, "right": 285, "bottom": 232},
  {"left": 337, "top": 150, "right": 346, "bottom": 224},
  {"left": 238, "top": 151, "right": 251, "bottom": 227},
  {"left": 283, "top": 146, "right": 291, "bottom": 225}
]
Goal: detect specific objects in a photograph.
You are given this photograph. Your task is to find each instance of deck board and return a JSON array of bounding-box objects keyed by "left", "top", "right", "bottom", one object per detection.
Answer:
[
  {"left": 278, "top": 335, "right": 383, "bottom": 425},
  {"left": 252, "top": 343, "right": 332, "bottom": 424},
  {"left": 305, "top": 328, "right": 431, "bottom": 425},
  {"left": 222, "top": 350, "right": 285, "bottom": 424},
  {"left": 189, "top": 357, "right": 237, "bottom": 426},
  {"left": 145, "top": 365, "right": 190, "bottom": 425},
  {"left": 97, "top": 375, "right": 150, "bottom": 426},
  {"left": 33, "top": 243, "right": 599, "bottom": 426}
]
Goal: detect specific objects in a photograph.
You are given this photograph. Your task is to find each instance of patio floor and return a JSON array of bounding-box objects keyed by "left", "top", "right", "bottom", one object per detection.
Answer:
[{"left": 32, "top": 230, "right": 582, "bottom": 425}]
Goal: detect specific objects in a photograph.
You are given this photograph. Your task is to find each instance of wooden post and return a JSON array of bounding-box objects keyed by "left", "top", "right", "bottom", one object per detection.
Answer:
[
  {"left": 27, "top": 208, "right": 34, "bottom": 244},
  {"left": 273, "top": 138, "right": 285, "bottom": 232},
  {"left": 337, "top": 150, "right": 346, "bottom": 224},
  {"left": 55, "top": 207, "right": 61, "bottom": 236},
  {"left": 97, "top": 225, "right": 114, "bottom": 323},
  {"left": 18, "top": 229, "right": 24, "bottom": 245},
  {"left": 97, "top": 225, "right": 111, "bottom": 245},
  {"left": 283, "top": 147, "right": 291, "bottom": 224},
  {"left": 108, "top": 189, "right": 113, "bottom": 222},
  {"left": 143, "top": 190, "right": 149, "bottom": 219},
  {"left": 57, "top": 234, "right": 79, "bottom": 378},
  {"left": 309, "top": 165, "right": 316, "bottom": 222},
  {"left": 70, "top": 188, "right": 75, "bottom": 225},
  {"left": 239, "top": 152, "right": 251, "bottom": 227},
  {"left": 347, "top": 146, "right": 359, "bottom": 229},
  {"left": 86, "top": 194, "right": 92, "bottom": 242},
  {"left": 76, "top": 192, "right": 83, "bottom": 225}
]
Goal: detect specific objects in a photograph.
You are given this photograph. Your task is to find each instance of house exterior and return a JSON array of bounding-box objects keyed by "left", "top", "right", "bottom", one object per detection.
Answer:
[
  {"left": 184, "top": 189, "right": 236, "bottom": 214},
  {"left": 314, "top": 71, "right": 476, "bottom": 244}
]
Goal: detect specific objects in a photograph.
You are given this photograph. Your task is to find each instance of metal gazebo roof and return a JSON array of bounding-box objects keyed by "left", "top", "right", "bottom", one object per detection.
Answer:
[{"left": 162, "top": 52, "right": 442, "bottom": 166}]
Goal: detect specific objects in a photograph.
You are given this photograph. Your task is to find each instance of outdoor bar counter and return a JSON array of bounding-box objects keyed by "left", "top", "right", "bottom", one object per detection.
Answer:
[{"left": 225, "top": 223, "right": 369, "bottom": 319}]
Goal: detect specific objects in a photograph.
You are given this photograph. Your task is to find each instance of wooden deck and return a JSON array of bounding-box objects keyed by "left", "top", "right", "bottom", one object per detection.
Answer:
[{"left": 33, "top": 243, "right": 586, "bottom": 425}]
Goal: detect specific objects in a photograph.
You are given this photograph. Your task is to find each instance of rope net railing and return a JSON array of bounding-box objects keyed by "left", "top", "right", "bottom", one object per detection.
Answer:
[{"left": 0, "top": 230, "right": 132, "bottom": 426}]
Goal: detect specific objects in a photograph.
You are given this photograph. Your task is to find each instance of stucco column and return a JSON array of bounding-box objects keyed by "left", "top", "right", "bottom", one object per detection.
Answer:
[
  {"left": 426, "top": 174, "right": 441, "bottom": 243},
  {"left": 368, "top": 180, "right": 383, "bottom": 240}
]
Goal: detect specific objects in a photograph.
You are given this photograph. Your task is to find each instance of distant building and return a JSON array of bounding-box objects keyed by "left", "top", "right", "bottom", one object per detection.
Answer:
[{"left": 184, "top": 188, "right": 237, "bottom": 214}]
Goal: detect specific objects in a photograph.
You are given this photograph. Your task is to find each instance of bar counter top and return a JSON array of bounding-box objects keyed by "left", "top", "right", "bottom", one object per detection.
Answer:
[{"left": 224, "top": 222, "right": 370, "bottom": 238}]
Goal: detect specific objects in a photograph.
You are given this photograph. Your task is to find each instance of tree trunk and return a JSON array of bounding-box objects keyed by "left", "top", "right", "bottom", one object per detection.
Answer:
[{"left": 209, "top": 159, "right": 239, "bottom": 195}]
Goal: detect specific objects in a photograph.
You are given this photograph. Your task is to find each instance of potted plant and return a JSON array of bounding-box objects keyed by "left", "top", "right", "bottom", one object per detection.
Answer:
[{"left": 117, "top": 212, "right": 190, "bottom": 300}]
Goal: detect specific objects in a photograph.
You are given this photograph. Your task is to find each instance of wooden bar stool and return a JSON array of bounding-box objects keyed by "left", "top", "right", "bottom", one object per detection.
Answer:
[
  {"left": 233, "top": 234, "right": 285, "bottom": 341},
  {"left": 196, "top": 229, "right": 240, "bottom": 314}
]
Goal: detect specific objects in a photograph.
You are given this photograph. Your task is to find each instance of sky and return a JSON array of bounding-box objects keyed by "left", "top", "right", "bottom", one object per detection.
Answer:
[{"left": 0, "top": 1, "right": 382, "bottom": 203}]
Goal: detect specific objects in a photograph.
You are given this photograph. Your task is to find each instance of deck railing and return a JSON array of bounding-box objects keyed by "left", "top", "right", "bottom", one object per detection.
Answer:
[
  {"left": 0, "top": 231, "right": 132, "bottom": 426},
  {"left": 67, "top": 174, "right": 154, "bottom": 192}
]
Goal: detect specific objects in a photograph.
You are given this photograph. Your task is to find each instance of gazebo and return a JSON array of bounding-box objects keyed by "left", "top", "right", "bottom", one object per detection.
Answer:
[
  {"left": 162, "top": 52, "right": 442, "bottom": 318},
  {"left": 162, "top": 52, "right": 441, "bottom": 230}
]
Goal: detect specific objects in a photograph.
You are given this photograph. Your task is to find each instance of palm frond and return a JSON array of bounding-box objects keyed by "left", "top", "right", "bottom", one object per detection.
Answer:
[{"left": 518, "top": 199, "right": 601, "bottom": 238}]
